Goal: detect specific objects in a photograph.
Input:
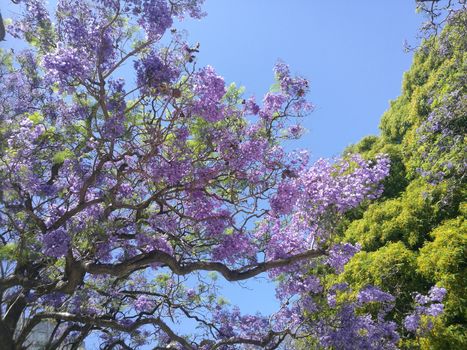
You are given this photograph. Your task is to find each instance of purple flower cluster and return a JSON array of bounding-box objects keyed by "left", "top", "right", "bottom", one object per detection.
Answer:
[
  {"left": 136, "top": 233, "right": 173, "bottom": 255},
  {"left": 270, "top": 180, "right": 300, "bottom": 215},
  {"left": 41, "top": 228, "right": 71, "bottom": 258},
  {"left": 107, "top": 78, "right": 126, "bottom": 115},
  {"left": 272, "top": 61, "right": 313, "bottom": 115},
  {"left": 43, "top": 45, "right": 93, "bottom": 92},
  {"left": 404, "top": 286, "right": 447, "bottom": 334},
  {"left": 212, "top": 306, "right": 269, "bottom": 341},
  {"left": 39, "top": 292, "right": 67, "bottom": 309},
  {"left": 212, "top": 232, "right": 257, "bottom": 263},
  {"left": 327, "top": 243, "right": 361, "bottom": 273},
  {"left": 134, "top": 51, "right": 179, "bottom": 92},
  {"left": 287, "top": 124, "right": 305, "bottom": 138},
  {"left": 270, "top": 154, "right": 390, "bottom": 219},
  {"left": 131, "top": 0, "right": 173, "bottom": 39},
  {"left": 260, "top": 92, "right": 287, "bottom": 120},
  {"left": 316, "top": 304, "right": 400, "bottom": 350},
  {"left": 102, "top": 78, "right": 128, "bottom": 138},
  {"left": 191, "top": 66, "right": 227, "bottom": 122},
  {"left": 243, "top": 97, "right": 260, "bottom": 115},
  {"left": 276, "top": 275, "right": 322, "bottom": 301},
  {"left": 416, "top": 89, "right": 465, "bottom": 183},
  {"left": 7, "top": 0, "right": 51, "bottom": 42},
  {"left": 134, "top": 295, "right": 155, "bottom": 312},
  {"left": 357, "top": 286, "right": 395, "bottom": 305},
  {"left": 7, "top": 118, "right": 45, "bottom": 148}
]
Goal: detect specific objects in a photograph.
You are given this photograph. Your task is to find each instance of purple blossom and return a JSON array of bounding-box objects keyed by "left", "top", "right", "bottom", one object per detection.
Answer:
[
  {"left": 191, "top": 66, "right": 226, "bottom": 122},
  {"left": 136, "top": 0, "right": 173, "bottom": 39},
  {"left": 404, "top": 286, "right": 447, "bottom": 334},
  {"left": 426, "top": 303, "right": 444, "bottom": 316},
  {"left": 136, "top": 234, "right": 173, "bottom": 255},
  {"left": 43, "top": 44, "right": 93, "bottom": 92},
  {"left": 40, "top": 292, "right": 67, "bottom": 308},
  {"left": 186, "top": 288, "right": 197, "bottom": 299},
  {"left": 102, "top": 117, "right": 126, "bottom": 139},
  {"left": 357, "top": 286, "right": 395, "bottom": 305},
  {"left": 244, "top": 97, "right": 260, "bottom": 115},
  {"left": 270, "top": 181, "right": 299, "bottom": 215},
  {"left": 272, "top": 61, "right": 313, "bottom": 114},
  {"left": 316, "top": 304, "right": 400, "bottom": 349},
  {"left": 134, "top": 295, "right": 155, "bottom": 312},
  {"left": 212, "top": 306, "right": 270, "bottom": 341},
  {"left": 327, "top": 243, "right": 361, "bottom": 273},
  {"left": 273, "top": 61, "right": 290, "bottom": 80},
  {"left": 134, "top": 51, "right": 179, "bottom": 92},
  {"left": 404, "top": 314, "right": 420, "bottom": 332},
  {"left": 41, "top": 228, "right": 71, "bottom": 258},
  {"left": 212, "top": 232, "right": 257, "bottom": 263},
  {"left": 107, "top": 78, "right": 126, "bottom": 116},
  {"left": 276, "top": 275, "right": 322, "bottom": 300},
  {"left": 327, "top": 294, "right": 337, "bottom": 307},
  {"left": 287, "top": 124, "right": 305, "bottom": 138},
  {"left": 260, "top": 92, "right": 286, "bottom": 120},
  {"left": 7, "top": 0, "right": 51, "bottom": 41},
  {"left": 428, "top": 286, "right": 447, "bottom": 302}
]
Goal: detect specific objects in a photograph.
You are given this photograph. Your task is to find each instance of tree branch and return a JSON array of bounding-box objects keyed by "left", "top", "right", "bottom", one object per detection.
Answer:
[{"left": 85, "top": 249, "right": 325, "bottom": 281}]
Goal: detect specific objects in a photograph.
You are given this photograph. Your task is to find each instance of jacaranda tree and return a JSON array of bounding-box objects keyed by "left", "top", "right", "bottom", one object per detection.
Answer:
[{"left": 0, "top": 1, "right": 446, "bottom": 349}]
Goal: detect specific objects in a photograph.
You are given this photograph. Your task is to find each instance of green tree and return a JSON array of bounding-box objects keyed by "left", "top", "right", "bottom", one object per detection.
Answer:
[{"left": 304, "top": 9, "right": 466, "bottom": 349}]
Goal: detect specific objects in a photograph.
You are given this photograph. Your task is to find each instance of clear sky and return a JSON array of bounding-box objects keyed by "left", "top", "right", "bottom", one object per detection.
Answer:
[
  {"left": 0, "top": 0, "right": 427, "bottom": 345},
  {"left": 177, "top": 0, "right": 424, "bottom": 160}
]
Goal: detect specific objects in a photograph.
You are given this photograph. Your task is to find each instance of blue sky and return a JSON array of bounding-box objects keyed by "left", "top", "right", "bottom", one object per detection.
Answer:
[{"left": 177, "top": 0, "right": 424, "bottom": 160}]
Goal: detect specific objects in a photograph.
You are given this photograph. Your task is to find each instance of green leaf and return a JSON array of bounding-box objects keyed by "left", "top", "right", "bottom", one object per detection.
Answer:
[{"left": 53, "top": 149, "right": 73, "bottom": 164}]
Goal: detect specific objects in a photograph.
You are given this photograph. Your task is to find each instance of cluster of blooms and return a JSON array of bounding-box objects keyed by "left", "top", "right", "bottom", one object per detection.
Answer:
[
  {"left": 43, "top": 44, "right": 93, "bottom": 92},
  {"left": 270, "top": 154, "right": 390, "bottom": 218},
  {"left": 316, "top": 304, "right": 400, "bottom": 350},
  {"left": 252, "top": 60, "right": 313, "bottom": 125},
  {"left": 273, "top": 60, "right": 311, "bottom": 113},
  {"left": 190, "top": 65, "right": 228, "bottom": 122},
  {"left": 6, "top": 0, "right": 51, "bottom": 44},
  {"left": 326, "top": 243, "right": 362, "bottom": 273},
  {"left": 3, "top": 115, "right": 49, "bottom": 194},
  {"left": 41, "top": 228, "right": 71, "bottom": 258},
  {"left": 305, "top": 283, "right": 400, "bottom": 349},
  {"left": 357, "top": 286, "right": 395, "bottom": 305},
  {"left": 404, "top": 286, "right": 447, "bottom": 334},
  {"left": 103, "top": 78, "right": 127, "bottom": 138},
  {"left": 133, "top": 0, "right": 173, "bottom": 39},
  {"left": 212, "top": 306, "right": 270, "bottom": 341},
  {"left": 416, "top": 89, "right": 466, "bottom": 184},
  {"left": 0, "top": 49, "right": 47, "bottom": 117},
  {"left": 134, "top": 50, "right": 180, "bottom": 92},
  {"left": 134, "top": 295, "right": 155, "bottom": 312}
]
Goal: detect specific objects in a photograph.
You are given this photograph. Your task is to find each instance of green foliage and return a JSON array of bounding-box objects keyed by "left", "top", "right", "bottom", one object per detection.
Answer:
[
  {"left": 324, "top": 12, "right": 467, "bottom": 349},
  {"left": 345, "top": 180, "right": 452, "bottom": 251},
  {"left": 52, "top": 149, "right": 74, "bottom": 164},
  {"left": 339, "top": 242, "right": 425, "bottom": 321},
  {"left": 0, "top": 243, "right": 16, "bottom": 260},
  {"left": 418, "top": 216, "right": 467, "bottom": 325}
]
